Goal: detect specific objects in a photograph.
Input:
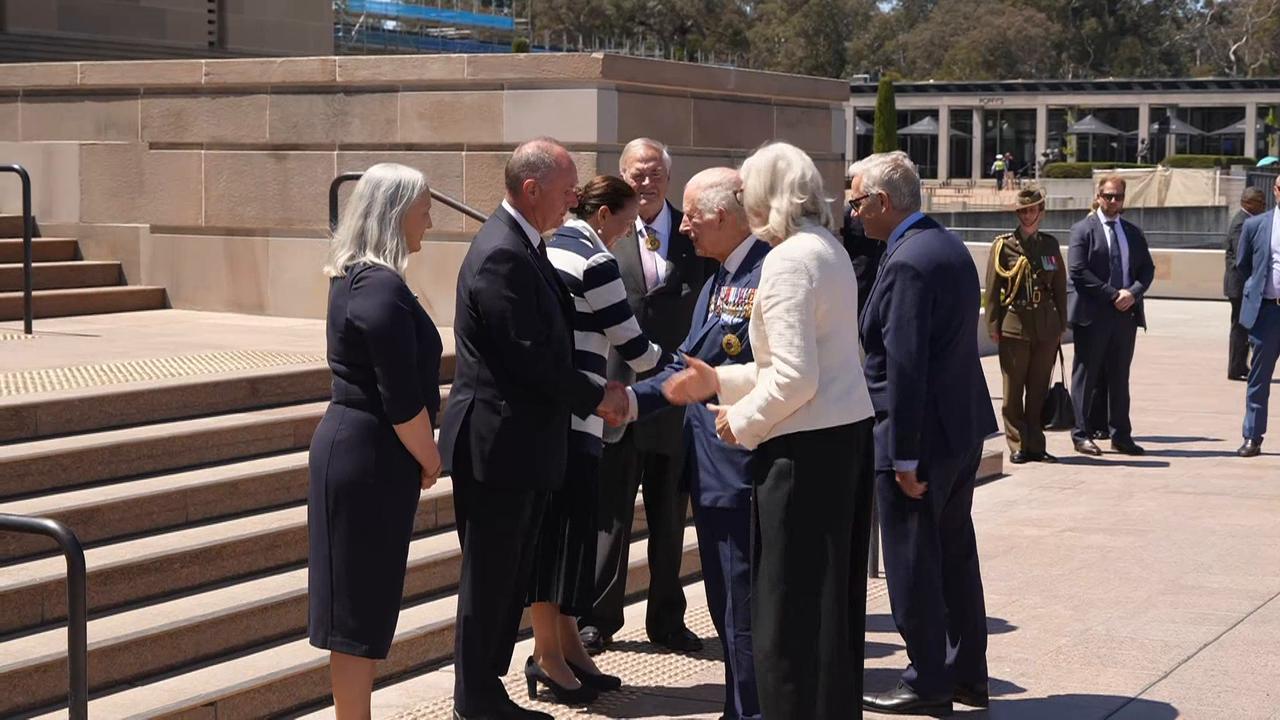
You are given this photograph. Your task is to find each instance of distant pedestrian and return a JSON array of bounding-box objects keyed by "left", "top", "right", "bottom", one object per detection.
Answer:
[
  {"left": 991, "top": 155, "right": 1007, "bottom": 191},
  {"left": 1225, "top": 187, "right": 1266, "bottom": 381},
  {"left": 1233, "top": 177, "right": 1280, "bottom": 458}
]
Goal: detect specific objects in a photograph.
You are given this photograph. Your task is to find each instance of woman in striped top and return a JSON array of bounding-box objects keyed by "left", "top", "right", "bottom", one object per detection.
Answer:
[{"left": 523, "top": 176, "right": 670, "bottom": 704}]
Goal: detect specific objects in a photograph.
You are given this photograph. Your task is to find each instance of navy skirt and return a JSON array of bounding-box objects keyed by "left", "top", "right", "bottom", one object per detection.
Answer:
[{"left": 308, "top": 403, "right": 421, "bottom": 659}]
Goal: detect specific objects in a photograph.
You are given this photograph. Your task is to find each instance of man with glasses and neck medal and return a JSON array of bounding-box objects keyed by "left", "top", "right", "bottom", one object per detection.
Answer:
[
  {"left": 1232, "top": 177, "right": 1280, "bottom": 458},
  {"left": 1067, "top": 175, "right": 1155, "bottom": 457}
]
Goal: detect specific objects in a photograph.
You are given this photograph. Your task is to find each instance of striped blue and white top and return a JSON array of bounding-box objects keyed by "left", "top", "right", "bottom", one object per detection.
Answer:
[{"left": 547, "top": 218, "right": 667, "bottom": 451}]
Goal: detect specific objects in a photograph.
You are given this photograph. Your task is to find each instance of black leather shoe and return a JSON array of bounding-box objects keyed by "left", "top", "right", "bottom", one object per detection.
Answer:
[
  {"left": 1074, "top": 439, "right": 1103, "bottom": 456},
  {"left": 1090, "top": 429, "right": 1111, "bottom": 440},
  {"left": 862, "top": 681, "right": 953, "bottom": 715},
  {"left": 578, "top": 625, "right": 609, "bottom": 655},
  {"left": 1009, "top": 450, "right": 1030, "bottom": 464},
  {"left": 651, "top": 626, "right": 703, "bottom": 652},
  {"left": 524, "top": 657, "right": 598, "bottom": 705},
  {"left": 1238, "top": 438, "right": 1262, "bottom": 457},
  {"left": 1111, "top": 439, "right": 1145, "bottom": 455},
  {"left": 567, "top": 660, "right": 622, "bottom": 691},
  {"left": 1037, "top": 451, "right": 1058, "bottom": 463},
  {"left": 953, "top": 681, "right": 990, "bottom": 708},
  {"left": 1229, "top": 374, "right": 1248, "bottom": 381}
]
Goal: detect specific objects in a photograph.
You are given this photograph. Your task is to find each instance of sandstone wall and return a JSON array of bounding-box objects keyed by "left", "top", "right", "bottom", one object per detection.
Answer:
[{"left": 0, "top": 53, "right": 848, "bottom": 323}]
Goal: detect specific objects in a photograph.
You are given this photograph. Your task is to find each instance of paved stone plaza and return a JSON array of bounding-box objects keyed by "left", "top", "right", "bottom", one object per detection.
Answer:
[{"left": 330, "top": 298, "right": 1278, "bottom": 720}]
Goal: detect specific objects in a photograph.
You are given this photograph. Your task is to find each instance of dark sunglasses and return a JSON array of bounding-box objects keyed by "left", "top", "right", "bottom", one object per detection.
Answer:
[
  {"left": 847, "top": 193, "right": 873, "bottom": 212},
  {"left": 1099, "top": 192, "right": 1125, "bottom": 201}
]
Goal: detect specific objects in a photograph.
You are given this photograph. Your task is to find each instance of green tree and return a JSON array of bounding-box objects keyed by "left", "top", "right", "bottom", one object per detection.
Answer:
[{"left": 873, "top": 77, "right": 898, "bottom": 153}]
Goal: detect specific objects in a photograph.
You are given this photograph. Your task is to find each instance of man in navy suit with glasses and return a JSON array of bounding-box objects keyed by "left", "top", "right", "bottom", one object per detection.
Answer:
[{"left": 1067, "top": 175, "right": 1155, "bottom": 457}]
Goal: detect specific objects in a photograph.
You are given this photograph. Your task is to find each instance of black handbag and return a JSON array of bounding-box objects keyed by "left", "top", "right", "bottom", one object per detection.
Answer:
[{"left": 1041, "top": 346, "right": 1075, "bottom": 430}]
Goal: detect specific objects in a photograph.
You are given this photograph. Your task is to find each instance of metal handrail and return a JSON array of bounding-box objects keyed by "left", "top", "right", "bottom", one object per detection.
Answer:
[
  {"left": 1, "top": 164, "right": 34, "bottom": 334},
  {"left": 0, "top": 514, "right": 87, "bottom": 719},
  {"left": 328, "top": 172, "right": 487, "bottom": 231}
]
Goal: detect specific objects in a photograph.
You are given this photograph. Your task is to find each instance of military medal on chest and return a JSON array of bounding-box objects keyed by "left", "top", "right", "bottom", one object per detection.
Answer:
[
  {"left": 644, "top": 231, "right": 661, "bottom": 251},
  {"left": 722, "top": 333, "right": 743, "bottom": 356},
  {"left": 711, "top": 285, "right": 756, "bottom": 321}
]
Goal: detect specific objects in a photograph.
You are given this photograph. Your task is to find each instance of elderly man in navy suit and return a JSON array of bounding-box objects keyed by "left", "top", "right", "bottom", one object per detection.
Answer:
[
  {"left": 615, "top": 167, "right": 768, "bottom": 720},
  {"left": 1234, "top": 177, "right": 1280, "bottom": 458},
  {"left": 1067, "top": 175, "right": 1156, "bottom": 457},
  {"left": 851, "top": 151, "right": 997, "bottom": 717}
]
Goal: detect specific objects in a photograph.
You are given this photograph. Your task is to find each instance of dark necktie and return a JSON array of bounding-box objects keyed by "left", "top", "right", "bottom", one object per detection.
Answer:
[
  {"left": 1106, "top": 221, "right": 1125, "bottom": 289},
  {"left": 707, "top": 267, "right": 730, "bottom": 319}
]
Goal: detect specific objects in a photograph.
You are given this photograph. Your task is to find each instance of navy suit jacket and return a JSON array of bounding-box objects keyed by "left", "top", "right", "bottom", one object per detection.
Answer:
[
  {"left": 1067, "top": 212, "right": 1155, "bottom": 329},
  {"left": 607, "top": 201, "right": 717, "bottom": 450},
  {"left": 859, "top": 216, "right": 997, "bottom": 480},
  {"left": 438, "top": 205, "right": 603, "bottom": 491},
  {"left": 631, "top": 239, "right": 771, "bottom": 509},
  {"left": 1236, "top": 209, "right": 1277, "bottom": 330}
]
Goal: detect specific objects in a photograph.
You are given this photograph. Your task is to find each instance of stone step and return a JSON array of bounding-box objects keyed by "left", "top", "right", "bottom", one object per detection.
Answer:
[
  {"left": 0, "top": 238, "right": 78, "bottom": 263},
  {"left": 0, "top": 401, "right": 326, "bottom": 501},
  {"left": 0, "top": 364, "right": 331, "bottom": 443},
  {"left": 0, "top": 451, "right": 309, "bottom": 562},
  {"left": 0, "top": 285, "right": 167, "bottom": 321},
  {"left": 0, "top": 261, "right": 122, "bottom": 292},
  {"left": 0, "top": 215, "right": 37, "bottom": 239},
  {"left": 0, "top": 480, "right": 449, "bottom": 637},
  {"left": 27, "top": 526, "right": 702, "bottom": 720}
]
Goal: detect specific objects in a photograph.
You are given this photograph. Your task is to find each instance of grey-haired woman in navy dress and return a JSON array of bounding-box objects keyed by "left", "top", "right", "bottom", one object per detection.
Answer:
[{"left": 308, "top": 163, "right": 443, "bottom": 719}]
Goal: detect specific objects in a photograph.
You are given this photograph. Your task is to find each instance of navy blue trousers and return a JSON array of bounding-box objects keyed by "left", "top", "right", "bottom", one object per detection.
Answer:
[
  {"left": 693, "top": 504, "right": 760, "bottom": 720},
  {"left": 876, "top": 441, "right": 988, "bottom": 698},
  {"left": 1244, "top": 301, "right": 1280, "bottom": 441}
]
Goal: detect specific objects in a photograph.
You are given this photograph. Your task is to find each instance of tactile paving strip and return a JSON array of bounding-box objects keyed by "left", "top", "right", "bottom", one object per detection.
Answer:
[
  {"left": 0, "top": 349, "right": 324, "bottom": 397},
  {"left": 0, "top": 332, "right": 36, "bottom": 342},
  {"left": 396, "top": 579, "right": 891, "bottom": 719}
]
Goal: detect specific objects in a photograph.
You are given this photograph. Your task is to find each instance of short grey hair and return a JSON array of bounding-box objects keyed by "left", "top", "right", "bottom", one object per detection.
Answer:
[
  {"left": 687, "top": 167, "right": 746, "bottom": 224},
  {"left": 505, "top": 136, "right": 568, "bottom": 195},
  {"left": 1242, "top": 186, "right": 1266, "bottom": 203},
  {"left": 848, "top": 150, "right": 922, "bottom": 213},
  {"left": 738, "top": 141, "right": 834, "bottom": 243},
  {"left": 324, "top": 162, "right": 427, "bottom": 278},
  {"left": 619, "top": 137, "right": 672, "bottom": 172}
]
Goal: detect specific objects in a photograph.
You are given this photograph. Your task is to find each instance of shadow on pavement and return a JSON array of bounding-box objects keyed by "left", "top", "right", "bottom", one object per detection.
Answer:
[
  {"left": 1136, "top": 435, "right": 1222, "bottom": 443},
  {"left": 865, "top": 614, "right": 1018, "bottom": 636},
  {"left": 589, "top": 683, "right": 723, "bottom": 718},
  {"left": 1056, "top": 456, "right": 1171, "bottom": 468}
]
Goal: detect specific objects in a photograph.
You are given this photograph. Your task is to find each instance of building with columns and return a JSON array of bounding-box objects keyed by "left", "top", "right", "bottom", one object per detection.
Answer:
[{"left": 848, "top": 77, "right": 1280, "bottom": 180}]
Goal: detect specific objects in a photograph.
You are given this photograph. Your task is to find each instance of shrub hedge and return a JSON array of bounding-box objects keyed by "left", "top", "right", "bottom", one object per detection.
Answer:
[
  {"left": 1163, "top": 154, "right": 1256, "bottom": 168},
  {"left": 1042, "top": 162, "right": 1156, "bottom": 179}
]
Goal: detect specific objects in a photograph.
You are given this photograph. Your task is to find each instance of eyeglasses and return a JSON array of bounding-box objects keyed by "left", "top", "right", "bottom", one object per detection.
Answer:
[
  {"left": 847, "top": 193, "right": 873, "bottom": 212},
  {"left": 1099, "top": 192, "right": 1125, "bottom": 201}
]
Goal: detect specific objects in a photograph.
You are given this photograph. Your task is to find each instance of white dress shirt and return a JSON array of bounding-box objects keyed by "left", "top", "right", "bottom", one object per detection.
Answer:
[
  {"left": 1096, "top": 208, "right": 1131, "bottom": 287},
  {"left": 501, "top": 199, "right": 543, "bottom": 249},
  {"left": 635, "top": 202, "right": 672, "bottom": 286},
  {"left": 714, "top": 225, "right": 874, "bottom": 450}
]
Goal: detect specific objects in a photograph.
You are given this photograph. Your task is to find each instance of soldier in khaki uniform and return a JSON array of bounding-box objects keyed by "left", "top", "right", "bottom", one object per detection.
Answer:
[{"left": 984, "top": 187, "right": 1068, "bottom": 463}]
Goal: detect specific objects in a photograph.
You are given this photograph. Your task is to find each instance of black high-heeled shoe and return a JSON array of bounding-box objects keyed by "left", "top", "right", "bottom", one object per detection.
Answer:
[
  {"left": 566, "top": 660, "right": 622, "bottom": 691},
  {"left": 524, "top": 656, "right": 598, "bottom": 705}
]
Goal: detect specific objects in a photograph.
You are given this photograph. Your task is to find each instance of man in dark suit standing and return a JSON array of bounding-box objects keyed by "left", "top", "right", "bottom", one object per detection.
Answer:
[
  {"left": 852, "top": 151, "right": 998, "bottom": 717},
  {"left": 580, "top": 138, "right": 713, "bottom": 654},
  {"left": 439, "top": 137, "right": 625, "bottom": 720},
  {"left": 1226, "top": 187, "right": 1266, "bottom": 381},
  {"left": 1233, "top": 177, "right": 1280, "bottom": 458},
  {"left": 626, "top": 167, "right": 769, "bottom": 720},
  {"left": 1067, "top": 175, "right": 1156, "bottom": 457},
  {"left": 840, "top": 199, "right": 885, "bottom": 315}
]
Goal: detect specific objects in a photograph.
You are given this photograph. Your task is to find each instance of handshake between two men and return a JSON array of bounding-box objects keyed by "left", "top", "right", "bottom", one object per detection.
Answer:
[{"left": 592, "top": 355, "right": 738, "bottom": 445}]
